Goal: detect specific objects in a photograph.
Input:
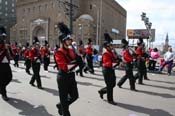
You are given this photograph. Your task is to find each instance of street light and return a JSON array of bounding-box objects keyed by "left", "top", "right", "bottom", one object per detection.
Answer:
[{"left": 141, "top": 12, "right": 152, "bottom": 48}]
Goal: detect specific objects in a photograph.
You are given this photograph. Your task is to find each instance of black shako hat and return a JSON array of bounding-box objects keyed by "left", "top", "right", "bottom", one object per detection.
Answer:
[
  {"left": 33, "top": 36, "right": 40, "bottom": 45},
  {"left": 25, "top": 42, "right": 29, "bottom": 47},
  {"left": 0, "top": 26, "right": 7, "bottom": 37},
  {"left": 44, "top": 40, "right": 48, "bottom": 46},
  {"left": 137, "top": 38, "right": 143, "bottom": 46},
  {"left": 121, "top": 38, "right": 129, "bottom": 48},
  {"left": 87, "top": 38, "right": 92, "bottom": 45},
  {"left": 58, "top": 22, "right": 71, "bottom": 42},
  {"left": 79, "top": 40, "right": 83, "bottom": 46},
  {"left": 104, "top": 32, "right": 113, "bottom": 43}
]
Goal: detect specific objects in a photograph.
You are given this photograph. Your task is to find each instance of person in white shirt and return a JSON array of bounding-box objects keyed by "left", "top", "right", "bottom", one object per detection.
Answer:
[{"left": 159, "top": 47, "right": 174, "bottom": 75}]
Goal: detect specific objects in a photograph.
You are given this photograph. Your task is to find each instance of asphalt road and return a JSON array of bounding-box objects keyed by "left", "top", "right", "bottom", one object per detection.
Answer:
[{"left": 0, "top": 62, "right": 175, "bottom": 116}]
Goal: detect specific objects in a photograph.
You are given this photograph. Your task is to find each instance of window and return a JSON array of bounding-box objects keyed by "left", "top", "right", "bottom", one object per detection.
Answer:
[
  {"left": 12, "top": 3, "right": 15, "bottom": 7},
  {"left": 5, "top": 1, "right": 8, "bottom": 5},
  {"left": 45, "top": 4, "right": 47, "bottom": 10},
  {"left": 90, "top": 4, "right": 92, "bottom": 10},
  {"left": 12, "top": 9, "right": 15, "bottom": 12},
  {"left": 33, "top": 6, "right": 35, "bottom": 11},
  {"left": 0, "top": 0, "right": 2, "bottom": 3},
  {"left": 5, "top": 13, "right": 8, "bottom": 16},
  {"left": 23, "top": 9, "right": 25, "bottom": 14},
  {"left": 28, "top": 8, "right": 30, "bottom": 13},
  {"left": 39, "top": 5, "right": 41, "bottom": 11}
]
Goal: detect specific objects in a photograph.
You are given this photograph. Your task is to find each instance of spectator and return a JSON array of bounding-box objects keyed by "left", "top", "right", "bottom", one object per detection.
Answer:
[{"left": 159, "top": 47, "right": 174, "bottom": 75}]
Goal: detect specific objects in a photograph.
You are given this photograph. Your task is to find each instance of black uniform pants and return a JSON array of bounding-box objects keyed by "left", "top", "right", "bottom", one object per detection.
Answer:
[
  {"left": 76, "top": 62, "right": 85, "bottom": 76},
  {"left": 148, "top": 60, "right": 156, "bottom": 70},
  {"left": 99, "top": 67, "right": 116, "bottom": 102},
  {"left": 135, "top": 59, "right": 145, "bottom": 84},
  {"left": 14, "top": 55, "right": 19, "bottom": 67},
  {"left": 30, "top": 62, "right": 42, "bottom": 87},
  {"left": 57, "top": 72, "right": 79, "bottom": 116},
  {"left": 85, "top": 55, "right": 94, "bottom": 73},
  {"left": 0, "top": 63, "right": 12, "bottom": 97},
  {"left": 25, "top": 58, "right": 31, "bottom": 72},
  {"left": 117, "top": 63, "right": 135, "bottom": 90},
  {"left": 143, "top": 61, "right": 148, "bottom": 79},
  {"left": 43, "top": 56, "right": 50, "bottom": 71}
]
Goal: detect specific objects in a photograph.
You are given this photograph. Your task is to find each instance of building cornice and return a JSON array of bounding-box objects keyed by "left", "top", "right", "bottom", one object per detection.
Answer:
[{"left": 103, "top": 0, "right": 127, "bottom": 17}]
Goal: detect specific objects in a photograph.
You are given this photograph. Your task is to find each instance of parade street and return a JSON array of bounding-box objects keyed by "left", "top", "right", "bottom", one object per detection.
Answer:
[{"left": 0, "top": 62, "right": 175, "bottom": 116}]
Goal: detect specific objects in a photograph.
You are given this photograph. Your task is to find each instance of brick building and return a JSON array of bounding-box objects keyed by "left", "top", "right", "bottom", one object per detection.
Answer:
[{"left": 11, "top": 0, "right": 126, "bottom": 48}]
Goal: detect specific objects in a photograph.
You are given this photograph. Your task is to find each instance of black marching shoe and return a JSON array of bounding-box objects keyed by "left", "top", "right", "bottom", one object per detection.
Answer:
[
  {"left": 26, "top": 71, "right": 31, "bottom": 75},
  {"left": 38, "top": 86, "right": 44, "bottom": 90},
  {"left": 108, "top": 100, "right": 117, "bottom": 105},
  {"left": 76, "top": 71, "right": 78, "bottom": 76},
  {"left": 130, "top": 88, "right": 138, "bottom": 92},
  {"left": 29, "top": 83, "right": 36, "bottom": 87},
  {"left": 117, "top": 84, "right": 122, "bottom": 88},
  {"left": 98, "top": 91, "right": 103, "bottom": 99},
  {"left": 144, "top": 78, "right": 150, "bottom": 80},
  {"left": 56, "top": 104, "right": 63, "bottom": 115},
  {"left": 2, "top": 95, "right": 9, "bottom": 101}
]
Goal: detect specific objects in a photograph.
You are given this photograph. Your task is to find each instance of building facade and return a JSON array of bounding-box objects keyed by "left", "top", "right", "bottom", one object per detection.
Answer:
[
  {"left": 12, "top": 0, "right": 126, "bottom": 48},
  {"left": 0, "top": 0, "right": 16, "bottom": 40}
]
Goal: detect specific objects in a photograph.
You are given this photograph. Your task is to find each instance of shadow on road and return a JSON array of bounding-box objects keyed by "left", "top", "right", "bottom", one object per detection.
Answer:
[
  {"left": 117, "top": 102, "right": 174, "bottom": 116},
  {"left": 42, "top": 87, "right": 59, "bottom": 96},
  {"left": 48, "top": 70, "right": 57, "bottom": 74},
  {"left": 12, "top": 79, "right": 21, "bottom": 83},
  {"left": 93, "top": 73, "right": 103, "bottom": 77},
  {"left": 40, "top": 75, "right": 51, "bottom": 79},
  {"left": 122, "top": 88, "right": 175, "bottom": 98},
  {"left": 7, "top": 97, "right": 54, "bottom": 116},
  {"left": 150, "top": 79, "right": 175, "bottom": 85},
  {"left": 138, "top": 90, "right": 175, "bottom": 98},
  {"left": 18, "top": 66, "right": 26, "bottom": 70},
  {"left": 83, "top": 75, "right": 104, "bottom": 82},
  {"left": 143, "top": 83, "right": 175, "bottom": 90},
  {"left": 77, "top": 81, "right": 103, "bottom": 88}
]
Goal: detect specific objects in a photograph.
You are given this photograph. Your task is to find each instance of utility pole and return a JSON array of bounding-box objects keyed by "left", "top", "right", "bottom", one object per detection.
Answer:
[
  {"left": 57, "top": 0, "right": 78, "bottom": 33},
  {"left": 70, "top": 0, "right": 73, "bottom": 33}
]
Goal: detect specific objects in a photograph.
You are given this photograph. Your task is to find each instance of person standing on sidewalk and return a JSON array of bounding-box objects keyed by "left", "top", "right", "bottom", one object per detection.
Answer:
[
  {"left": 117, "top": 39, "right": 137, "bottom": 91},
  {"left": 98, "top": 41, "right": 117, "bottom": 104},
  {"left": 55, "top": 22, "right": 79, "bottom": 116},
  {"left": 159, "top": 47, "right": 174, "bottom": 75}
]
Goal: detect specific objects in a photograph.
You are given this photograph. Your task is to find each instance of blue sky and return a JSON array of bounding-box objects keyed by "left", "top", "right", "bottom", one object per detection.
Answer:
[{"left": 116, "top": 0, "right": 175, "bottom": 46}]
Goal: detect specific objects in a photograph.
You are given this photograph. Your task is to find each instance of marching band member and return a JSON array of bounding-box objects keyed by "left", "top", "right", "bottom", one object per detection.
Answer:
[
  {"left": 23, "top": 42, "right": 31, "bottom": 75},
  {"left": 55, "top": 22, "right": 79, "bottom": 116},
  {"left": 98, "top": 41, "right": 117, "bottom": 104},
  {"left": 117, "top": 39, "right": 137, "bottom": 91},
  {"left": 41, "top": 40, "right": 50, "bottom": 72},
  {"left": 29, "top": 37, "right": 43, "bottom": 89},
  {"left": 0, "top": 26, "right": 14, "bottom": 101}
]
